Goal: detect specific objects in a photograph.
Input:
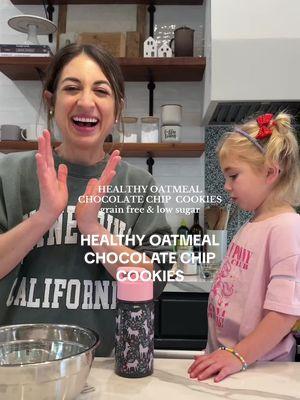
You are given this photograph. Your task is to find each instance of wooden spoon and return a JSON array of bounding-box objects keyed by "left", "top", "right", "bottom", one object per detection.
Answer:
[{"left": 205, "top": 206, "right": 220, "bottom": 230}]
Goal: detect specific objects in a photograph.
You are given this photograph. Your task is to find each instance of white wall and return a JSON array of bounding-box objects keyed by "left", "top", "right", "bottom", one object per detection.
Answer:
[
  {"left": 0, "top": 0, "right": 205, "bottom": 232},
  {"left": 212, "top": 0, "right": 300, "bottom": 40},
  {"left": 203, "top": 0, "right": 300, "bottom": 121}
]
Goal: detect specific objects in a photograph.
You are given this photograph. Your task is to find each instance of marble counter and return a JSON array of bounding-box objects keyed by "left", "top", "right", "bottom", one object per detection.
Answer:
[{"left": 78, "top": 358, "right": 300, "bottom": 400}]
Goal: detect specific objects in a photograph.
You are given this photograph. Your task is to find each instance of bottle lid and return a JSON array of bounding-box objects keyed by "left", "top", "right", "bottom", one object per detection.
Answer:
[
  {"left": 123, "top": 116, "right": 138, "bottom": 124},
  {"left": 116, "top": 267, "right": 153, "bottom": 302},
  {"left": 141, "top": 116, "right": 159, "bottom": 123}
]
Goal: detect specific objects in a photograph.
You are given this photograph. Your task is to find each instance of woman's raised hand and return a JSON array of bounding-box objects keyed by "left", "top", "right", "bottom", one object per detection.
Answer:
[
  {"left": 75, "top": 150, "right": 121, "bottom": 235},
  {"left": 35, "top": 130, "right": 68, "bottom": 224}
]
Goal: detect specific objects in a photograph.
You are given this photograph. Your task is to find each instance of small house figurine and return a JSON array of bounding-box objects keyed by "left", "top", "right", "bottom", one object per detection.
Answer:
[
  {"left": 143, "top": 36, "right": 157, "bottom": 57},
  {"left": 158, "top": 42, "right": 172, "bottom": 58}
]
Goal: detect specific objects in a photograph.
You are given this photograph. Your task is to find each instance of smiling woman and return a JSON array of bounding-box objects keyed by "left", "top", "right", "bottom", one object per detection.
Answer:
[
  {"left": 0, "top": 44, "right": 173, "bottom": 357},
  {"left": 43, "top": 45, "right": 124, "bottom": 165}
]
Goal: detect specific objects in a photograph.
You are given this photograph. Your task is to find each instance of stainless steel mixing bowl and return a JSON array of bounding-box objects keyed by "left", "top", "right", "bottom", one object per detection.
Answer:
[{"left": 0, "top": 323, "right": 100, "bottom": 400}]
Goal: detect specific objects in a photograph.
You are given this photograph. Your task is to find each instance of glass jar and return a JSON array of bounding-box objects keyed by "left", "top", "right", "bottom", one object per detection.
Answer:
[
  {"left": 141, "top": 117, "right": 159, "bottom": 143},
  {"left": 119, "top": 117, "right": 139, "bottom": 143}
]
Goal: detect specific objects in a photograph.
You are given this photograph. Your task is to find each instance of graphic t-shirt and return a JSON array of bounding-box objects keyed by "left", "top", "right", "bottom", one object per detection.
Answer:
[
  {"left": 206, "top": 213, "right": 300, "bottom": 361},
  {"left": 0, "top": 151, "right": 172, "bottom": 356}
]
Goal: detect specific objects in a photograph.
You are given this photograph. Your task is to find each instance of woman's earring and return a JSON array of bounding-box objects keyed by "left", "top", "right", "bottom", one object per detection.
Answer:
[{"left": 49, "top": 109, "right": 54, "bottom": 117}]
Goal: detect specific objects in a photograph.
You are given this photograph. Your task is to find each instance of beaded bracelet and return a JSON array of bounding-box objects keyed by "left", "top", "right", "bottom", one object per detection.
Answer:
[{"left": 219, "top": 346, "right": 248, "bottom": 371}]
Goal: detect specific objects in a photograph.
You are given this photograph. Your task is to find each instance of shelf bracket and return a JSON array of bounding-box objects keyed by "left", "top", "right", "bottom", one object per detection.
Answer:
[
  {"left": 146, "top": 154, "right": 155, "bottom": 175},
  {"left": 148, "top": 2, "right": 156, "bottom": 38},
  {"left": 147, "top": 2, "right": 156, "bottom": 117},
  {"left": 45, "top": 1, "right": 55, "bottom": 43},
  {"left": 35, "top": 67, "right": 46, "bottom": 81},
  {"left": 147, "top": 74, "right": 156, "bottom": 116}
]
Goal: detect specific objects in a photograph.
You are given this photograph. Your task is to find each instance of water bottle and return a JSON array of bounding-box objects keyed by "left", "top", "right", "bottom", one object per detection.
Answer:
[{"left": 115, "top": 267, "right": 154, "bottom": 378}]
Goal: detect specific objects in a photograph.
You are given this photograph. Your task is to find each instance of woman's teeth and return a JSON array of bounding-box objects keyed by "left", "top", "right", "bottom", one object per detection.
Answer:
[{"left": 72, "top": 117, "right": 99, "bottom": 127}]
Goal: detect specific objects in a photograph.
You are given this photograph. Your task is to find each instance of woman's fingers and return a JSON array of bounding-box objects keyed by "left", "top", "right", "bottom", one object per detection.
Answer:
[
  {"left": 37, "top": 133, "right": 46, "bottom": 159},
  {"left": 85, "top": 178, "right": 99, "bottom": 196},
  {"left": 37, "top": 130, "right": 54, "bottom": 169},
  {"left": 35, "top": 153, "right": 47, "bottom": 185},
  {"left": 100, "top": 150, "right": 121, "bottom": 183},
  {"left": 57, "top": 164, "right": 68, "bottom": 187},
  {"left": 44, "top": 130, "right": 54, "bottom": 168},
  {"left": 101, "top": 170, "right": 117, "bottom": 189}
]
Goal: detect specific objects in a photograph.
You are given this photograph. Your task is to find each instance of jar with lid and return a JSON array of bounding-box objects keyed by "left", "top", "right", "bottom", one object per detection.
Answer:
[
  {"left": 119, "top": 117, "right": 139, "bottom": 143},
  {"left": 140, "top": 117, "right": 159, "bottom": 143}
]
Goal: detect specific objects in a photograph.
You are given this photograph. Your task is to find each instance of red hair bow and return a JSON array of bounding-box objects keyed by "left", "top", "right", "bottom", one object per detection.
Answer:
[{"left": 256, "top": 113, "right": 274, "bottom": 139}]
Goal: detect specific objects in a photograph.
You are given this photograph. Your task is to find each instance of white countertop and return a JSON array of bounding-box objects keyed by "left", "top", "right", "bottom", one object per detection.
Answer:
[{"left": 78, "top": 357, "right": 300, "bottom": 400}]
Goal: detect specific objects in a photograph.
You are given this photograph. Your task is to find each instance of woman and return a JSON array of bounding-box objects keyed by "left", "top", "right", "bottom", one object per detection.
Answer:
[{"left": 0, "top": 44, "right": 172, "bottom": 356}]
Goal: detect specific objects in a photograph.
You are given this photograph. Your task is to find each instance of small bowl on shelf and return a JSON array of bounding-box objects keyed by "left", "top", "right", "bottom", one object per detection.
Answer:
[{"left": 0, "top": 323, "right": 100, "bottom": 400}]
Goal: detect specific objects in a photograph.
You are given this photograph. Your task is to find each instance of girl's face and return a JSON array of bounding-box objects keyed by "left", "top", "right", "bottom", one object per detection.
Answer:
[
  {"left": 52, "top": 53, "right": 115, "bottom": 150},
  {"left": 221, "top": 156, "right": 272, "bottom": 213}
]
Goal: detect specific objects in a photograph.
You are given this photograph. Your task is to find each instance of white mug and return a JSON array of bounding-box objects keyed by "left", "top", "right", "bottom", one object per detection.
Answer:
[
  {"left": 0, "top": 124, "right": 26, "bottom": 141},
  {"left": 161, "top": 104, "right": 182, "bottom": 125},
  {"left": 23, "top": 124, "right": 45, "bottom": 141}
]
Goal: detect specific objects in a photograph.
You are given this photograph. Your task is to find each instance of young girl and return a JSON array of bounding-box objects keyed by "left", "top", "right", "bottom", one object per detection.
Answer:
[{"left": 188, "top": 112, "right": 300, "bottom": 382}]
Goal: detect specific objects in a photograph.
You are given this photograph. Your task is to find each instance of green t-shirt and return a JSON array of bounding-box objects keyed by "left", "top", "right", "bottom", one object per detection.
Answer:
[{"left": 0, "top": 151, "right": 172, "bottom": 356}]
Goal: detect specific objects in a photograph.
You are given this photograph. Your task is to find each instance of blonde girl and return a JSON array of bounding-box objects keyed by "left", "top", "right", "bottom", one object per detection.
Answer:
[{"left": 189, "top": 112, "right": 300, "bottom": 381}]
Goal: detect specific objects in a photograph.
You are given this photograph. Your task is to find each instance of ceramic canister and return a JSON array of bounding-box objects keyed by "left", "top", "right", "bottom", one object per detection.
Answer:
[
  {"left": 161, "top": 104, "right": 182, "bottom": 125},
  {"left": 161, "top": 125, "right": 181, "bottom": 142}
]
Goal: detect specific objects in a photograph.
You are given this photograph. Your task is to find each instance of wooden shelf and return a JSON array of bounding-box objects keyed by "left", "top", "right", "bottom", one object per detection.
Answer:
[
  {"left": 0, "top": 57, "right": 50, "bottom": 81},
  {"left": 0, "top": 141, "right": 204, "bottom": 158},
  {"left": 120, "top": 57, "right": 205, "bottom": 81},
  {"left": 11, "top": 1, "right": 203, "bottom": 5},
  {"left": 0, "top": 56, "right": 205, "bottom": 81}
]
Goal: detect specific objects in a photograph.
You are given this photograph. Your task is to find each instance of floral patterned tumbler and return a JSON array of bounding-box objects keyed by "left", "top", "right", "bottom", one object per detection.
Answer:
[{"left": 115, "top": 267, "right": 154, "bottom": 378}]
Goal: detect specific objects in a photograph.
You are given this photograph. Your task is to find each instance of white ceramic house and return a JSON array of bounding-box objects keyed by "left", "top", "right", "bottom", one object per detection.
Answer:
[
  {"left": 143, "top": 36, "right": 157, "bottom": 57},
  {"left": 158, "top": 42, "right": 172, "bottom": 58}
]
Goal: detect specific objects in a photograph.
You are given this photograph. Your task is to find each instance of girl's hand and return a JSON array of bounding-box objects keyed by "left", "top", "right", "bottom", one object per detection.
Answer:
[
  {"left": 188, "top": 349, "right": 244, "bottom": 382},
  {"left": 75, "top": 150, "right": 121, "bottom": 235},
  {"left": 35, "top": 130, "right": 68, "bottom": 224}
]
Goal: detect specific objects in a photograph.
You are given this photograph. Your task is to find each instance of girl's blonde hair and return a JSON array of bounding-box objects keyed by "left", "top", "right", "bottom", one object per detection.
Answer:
[{"left": 217, "top": 112, "right": 300, "bottom": 206}]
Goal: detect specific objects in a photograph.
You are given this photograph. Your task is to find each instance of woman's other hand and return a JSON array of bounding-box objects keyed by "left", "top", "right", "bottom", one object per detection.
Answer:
[
  {"left": 75, "top": 150, "right": 121, "bottom": 235},
  {"left": 35, "top": 130, "right": 68, "bottom": 224},
  {"left": 188, "top": 349, "right": 244, "bottom": 383}
]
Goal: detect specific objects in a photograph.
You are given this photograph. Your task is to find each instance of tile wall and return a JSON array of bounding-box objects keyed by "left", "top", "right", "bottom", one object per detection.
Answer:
[{"left": 205, "top": 126, "right": 251, "bottom": 244}]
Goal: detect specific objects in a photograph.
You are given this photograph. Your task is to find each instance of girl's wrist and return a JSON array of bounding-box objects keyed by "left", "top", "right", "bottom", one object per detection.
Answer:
[{"left": 219, "top": 346, "right": 248, "bottom": 371}]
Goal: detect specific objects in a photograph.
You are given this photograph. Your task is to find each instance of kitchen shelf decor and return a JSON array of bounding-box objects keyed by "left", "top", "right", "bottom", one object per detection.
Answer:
[
  {"left": 3, "top": 0, "right": 205, "bottom": 162},
  {"left": 0, "top": 56, "right": 205, "bottom": 81},
  {"left": 0, "top": 141, "right": 204, "bottom": 158}
]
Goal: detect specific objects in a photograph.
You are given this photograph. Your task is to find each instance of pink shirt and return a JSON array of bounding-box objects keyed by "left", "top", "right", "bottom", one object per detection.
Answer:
[{"left": 206, "top": 213, "right": 300, "bottom": 361}]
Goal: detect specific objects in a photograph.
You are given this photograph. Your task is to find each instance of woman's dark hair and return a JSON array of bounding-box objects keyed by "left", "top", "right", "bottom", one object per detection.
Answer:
[{"left": 43, "top": 43, "right": 125, "bottom": 118}]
